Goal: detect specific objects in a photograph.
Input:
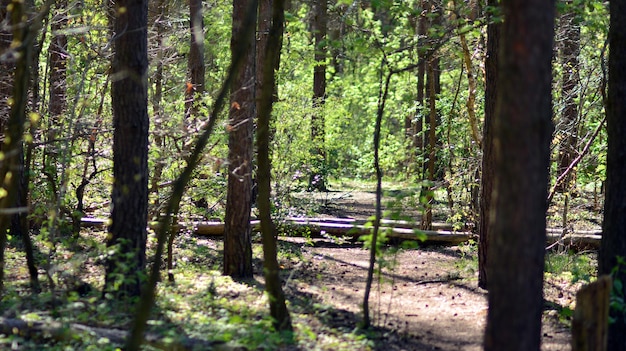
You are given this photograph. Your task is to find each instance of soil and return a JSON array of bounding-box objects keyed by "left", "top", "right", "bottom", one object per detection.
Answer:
[
  {"left": 3, "top": 189, "right": 592, "bottom": 350},
  {"left": 264, "top": 190, "right": 585, "bottom": 351}
]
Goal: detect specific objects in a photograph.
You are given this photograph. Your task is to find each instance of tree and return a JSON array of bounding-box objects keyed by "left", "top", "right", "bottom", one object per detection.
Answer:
[
  {"left": 256, "top": 0, "right": 292, "bottom": 331},
  {"left": 420, "top": 0, "right": 443, "bottom": 230},
  {"left": 407, "top": 0, "right": 428, "bottom": 169},
  {"left": 223, "top": 0, "right": 257, "bottom": 278},
  {"left": 104, "top": 0, "right": 149, "bottom": 299},
  {"left": 0, "top": 0, "right": 42, "bottom": 294},
  {"left": 555, "top": 1, "right": 581, "bottom": 194},
  {"left": 483, "top": 0, "right": 555, "bottom": 350},
  {"left": 309, "top": 0, "right": 328, "bottom": 191},
  {"left": 185, "top": 0, "right": 205, "bottom": 121},
  {"left": 599, "top": 1, "right": 626, "bottom": 349},
  {"left": 478, "top": 0, "right": 500, "bottom": 290},
  {"left": 47, "top": 0, "right": 67, "bottom": 138}
]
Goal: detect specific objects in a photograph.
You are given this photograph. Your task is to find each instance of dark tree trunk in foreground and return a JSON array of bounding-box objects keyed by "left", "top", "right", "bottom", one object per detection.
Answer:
[
  {"left": 309, "top": 0, "right": 327, "bottom": 191},
  {"left": 223, "top": 0, "right": 256, "bottom": 278},
  {"left": 478, "top": 0, "right": 500, "bottom": 290},
  {"left": 599, "top": 2, "right": 626, "bottom": 350},
  {"left": 1, "top": 0, "right": 40, "bottom": 294},
  {"left": 0, "top": 0, "right": 38, "bottom": 294},
  {"left": 484, "top": 1, "right": 555, "bottom": 350},
  {"left": 104, "top": 0, "right": 149, "bottom": 299},
  {"left": 556, "top": 2, "right": 581, "bottom": 193},
  {"left": 256, "top": 0, "right": 292, "bottom": 331}
]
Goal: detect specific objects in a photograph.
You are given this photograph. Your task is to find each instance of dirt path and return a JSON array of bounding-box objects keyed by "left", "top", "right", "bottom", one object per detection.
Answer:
[
  {"left": 279, "top": 237, "right": 573, "bottom": 351},
  {"left": 279, "top": 190, "right": 575, "bottom": 350}
]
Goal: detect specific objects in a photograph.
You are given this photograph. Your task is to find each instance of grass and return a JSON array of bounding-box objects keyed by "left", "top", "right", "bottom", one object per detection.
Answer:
[{"left": 0, "top": 232, "right": 382, "bottom": 351}]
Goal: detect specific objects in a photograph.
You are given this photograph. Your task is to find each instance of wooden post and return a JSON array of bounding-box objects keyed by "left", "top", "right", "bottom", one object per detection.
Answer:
[{"left": 572, "top": 275, "right": 612, "bottom": 351}]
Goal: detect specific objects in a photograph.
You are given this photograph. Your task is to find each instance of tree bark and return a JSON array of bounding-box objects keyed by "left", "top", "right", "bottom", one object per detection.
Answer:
[
  {"left": 223, "top": 0, "right": 257, "bottom": 278},
  {"left": 599, "top": 2, "right": 626, "bottom": 350},
  {"left": 185, "top": 0, "right": 205, "bottom": 121},
  {"left": 556, "top": 1, "right": 581, "bottom": 193},
  {"left": 256, "top": 0, "right": 292, "bottom": 331},
  {"left": 571, "top": 275, "right": 611, "bottom": 351},
  {"left": 478, "top": 0, "right": 500, "bottom": 290},
  {"left": 484, "top": 1, "right": 555, "bottom": 350},
  {"left": 0, "top": 0, "right": 38, "bottom": 294},
  {"left": 309, "top": 0, "right": 328, "bottom": 191},
  {"left": 105, "top": 0, "right": 149, "bottom": 299},
  {"left": 411, "top": 0, "right": 427, "bottom": 164}
]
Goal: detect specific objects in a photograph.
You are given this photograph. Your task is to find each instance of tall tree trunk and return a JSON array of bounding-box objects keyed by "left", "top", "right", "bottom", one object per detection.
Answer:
[
  {"left": 555, "top": 1, "right": 581, "bottom": 193},
  {"left": 309, "top": 0, "right": 327, "bottom": 191},
  {"left": 405, "top": 0, "right": 428, "bottom": 171},
  {"left": 223, "top": 0, "right": 257, "bottom": 278},
  {"left": 422, "top": 58, "right": 438, "bottom": 230},
  {"left": 43, "top": 0, "right": 68, "bottom": 206},
  {"left": 599, "top": 2, "right": 626, "bottom": 350},
  {"left": 149, "top": 0, "right": 167, "bottom": 197},
  {"left": 185, "top": 0, "right": 205, "bottom": 122},
  {"left": 48, "top": 0, "right": 67, "bottom": 133},
  {"left": 256, "top": 0, "right": 292, "bottom": 331},
  {"left": 459, "top": 32, "right": 481, "bottom": 148},
  {"left": 0, "top": 0, "right": 36, "bottom": 294},
  {"left": 478, "top": 0, "right": 500, "bottom": 290},
  {"left": 104, "top": 0, "right": 149, "bottom": 299},
  {"left": 484, "top": 0, "right": 555, "bottom": 350},
  {"left": 411, "top": 0, "right": 427, "bottom": 171}
]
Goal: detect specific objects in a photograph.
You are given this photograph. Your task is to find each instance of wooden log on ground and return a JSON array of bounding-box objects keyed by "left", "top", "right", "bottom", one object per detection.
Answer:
[
  {"left": 571, "top": 275, "right": 611, "bottom": 351},
  {"left": 547, "top": 228, "right": 602, "bottom": 235},
  {"left": 194, "top": 220, "right": 474, "bottom": 245},
  {"left": 284, "top": 217, "right": 458, "bottom": 230},
  {"left": 78, "top": 217, "right": 603, "bottom": 247},
  {"left": 546, "top": 233, "right": 602, "bottom": 249}
]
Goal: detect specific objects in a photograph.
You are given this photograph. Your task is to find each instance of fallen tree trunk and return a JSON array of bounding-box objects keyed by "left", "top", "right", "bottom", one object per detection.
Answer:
[
  {"left": 0, "top": 317, "right": 241, "bottom": 351},
  {"left": 546, "top": 233, "right": 602, "bottom": 250},
  {"left": 284, "top": 217, "right": 459, "bottom": 230},
  {"left": 192, "top": 220, "right": 474, "bottom": 245},
  {"left": 79, "top": 217, "right": 602, "bottom": 248}
]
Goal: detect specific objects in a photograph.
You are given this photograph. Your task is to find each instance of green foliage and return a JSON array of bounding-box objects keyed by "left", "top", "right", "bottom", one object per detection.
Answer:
[
  {"left": 545, "top": 251, "right": 596, "bottom": 284},
  {"left": 609, "top": 256, "right": 626, "bottom": 325}
]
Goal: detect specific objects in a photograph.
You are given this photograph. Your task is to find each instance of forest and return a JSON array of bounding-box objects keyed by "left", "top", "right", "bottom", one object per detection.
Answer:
[{"left": 0, "top": 0, "right": 624, "bottom": 350}]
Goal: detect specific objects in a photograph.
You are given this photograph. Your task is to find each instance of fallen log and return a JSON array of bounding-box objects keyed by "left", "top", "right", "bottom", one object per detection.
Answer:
[
  {"left": 0, "top": 317, "right": 242, "bottom": 351},
  {"left": 193, "top": 220, "right": 474, "bottom": 245},
  {"left": 546, "top": 228, "right": 602, "bottom": 236},
  {"left": 546, "top": 233, "right": 602, "bottom": 249},
  {"left": 79, "top": 217, "right": 603, "bottom": 248},
  {"left": 284, "top": 217, "right": 459, "bottom": 230}
]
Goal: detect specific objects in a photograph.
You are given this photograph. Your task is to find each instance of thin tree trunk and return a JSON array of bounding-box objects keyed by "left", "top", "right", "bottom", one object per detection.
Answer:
[
  {"left": 556, "top": 2, "right": 581, "bottom": 193},
  {"left": 256, "top": 0, "right": 292, "bottom": 331},
  {"left": 363, "top": 67, "right": 393, "bottom": 329},
  {"left": 149, "top": 0, "right": 167, "bottom": 197},
  {"left": 478, "top": 0, "right": 500, "bottom": 290},
  {"left": 309, "top": 0, "right": 327, "bottom": 191},
  {"left": 185, "top": 0, "right": 205, "bottom": 122},
  {"left": 459, "top": 33, "right": 481, "bottom": 148},
  {"left": 421, "top": 59, "right": 438, "bottom": 230}
]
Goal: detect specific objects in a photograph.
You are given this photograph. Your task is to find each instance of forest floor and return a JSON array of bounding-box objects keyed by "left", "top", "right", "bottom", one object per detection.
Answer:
[
  {"left": 0, "top": 184, "right": 601, "bottom": 350},
  {"left": 261, "top": 188, "right": 597, "bottom": 351}
]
